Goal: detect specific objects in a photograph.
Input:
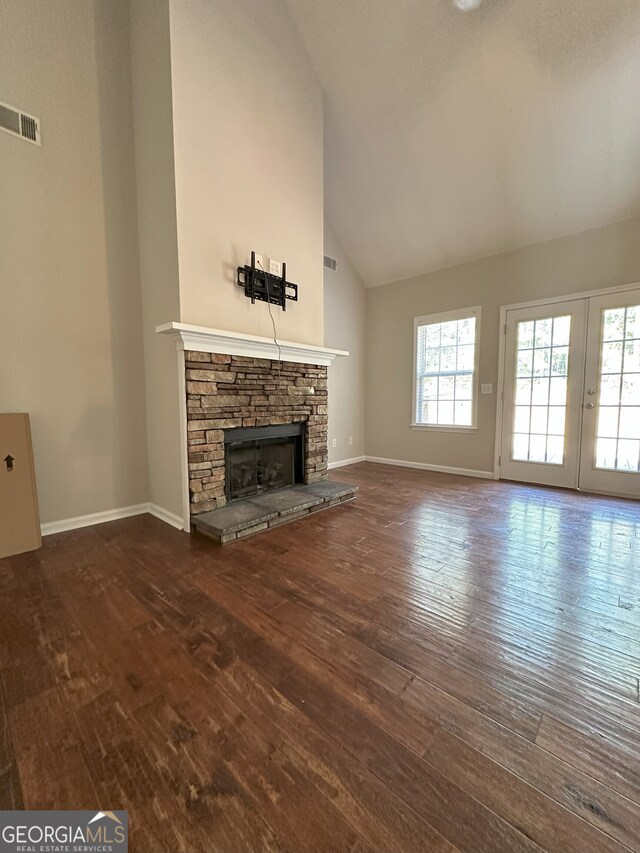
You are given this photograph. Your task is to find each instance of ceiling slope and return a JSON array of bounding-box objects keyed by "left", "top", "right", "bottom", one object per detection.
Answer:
[{"left": 286, "top": 0, "right": 640, "bottom": 286}]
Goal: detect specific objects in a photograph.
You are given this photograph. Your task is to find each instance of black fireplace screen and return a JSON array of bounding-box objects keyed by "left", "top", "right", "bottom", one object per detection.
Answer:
[{"left": 224, "top": 423, "right": 304, "bottom": 502}]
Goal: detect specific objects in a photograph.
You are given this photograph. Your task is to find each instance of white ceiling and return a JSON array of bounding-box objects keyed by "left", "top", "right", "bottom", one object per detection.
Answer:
[{"left": 286, "top": 0, "right": 640, "bottom": 287}]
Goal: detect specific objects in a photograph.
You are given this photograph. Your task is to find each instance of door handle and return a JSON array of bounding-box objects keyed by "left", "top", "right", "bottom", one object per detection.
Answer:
[{"left": 585, "top": 402, "right": 595, "bottom": 409}]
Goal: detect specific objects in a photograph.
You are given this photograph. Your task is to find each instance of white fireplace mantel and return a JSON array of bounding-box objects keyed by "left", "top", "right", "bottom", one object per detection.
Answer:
[{"left": 156, "top": 321, "right": 349, "bottom": 366}]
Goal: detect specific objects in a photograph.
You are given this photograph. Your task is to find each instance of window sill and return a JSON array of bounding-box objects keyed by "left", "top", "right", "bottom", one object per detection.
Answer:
[{"left": 410, "top": 424, "right": 478, "bottom": 434}]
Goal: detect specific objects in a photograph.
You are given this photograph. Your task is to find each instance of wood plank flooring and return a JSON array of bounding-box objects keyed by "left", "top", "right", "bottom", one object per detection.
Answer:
[{"left": 1, "top": 462, "right": 639, "bottom": 853}]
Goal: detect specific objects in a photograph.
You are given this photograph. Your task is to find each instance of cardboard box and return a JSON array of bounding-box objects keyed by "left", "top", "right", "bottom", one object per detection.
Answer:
[{"left": 0, "top": 413, "right": 41, "bottom": 558}]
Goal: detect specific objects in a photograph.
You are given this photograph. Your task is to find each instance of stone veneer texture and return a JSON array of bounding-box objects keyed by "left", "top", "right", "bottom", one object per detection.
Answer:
[{"left": 185, "top": 351, "right": 329, "bottom": 515}]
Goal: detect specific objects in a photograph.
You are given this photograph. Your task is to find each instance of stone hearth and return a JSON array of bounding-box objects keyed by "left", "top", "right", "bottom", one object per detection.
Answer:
[{"left": 192, "top": 480, "right": 357, "bottom": 544}]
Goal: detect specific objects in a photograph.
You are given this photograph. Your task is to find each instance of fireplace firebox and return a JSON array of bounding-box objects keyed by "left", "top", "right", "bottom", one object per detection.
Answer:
[{"left": 224, "top": 423, "right": 305, "bottom": 502}]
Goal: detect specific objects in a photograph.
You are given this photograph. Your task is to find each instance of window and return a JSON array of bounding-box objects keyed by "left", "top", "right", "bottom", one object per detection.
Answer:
[{"left": 413, "top": 306, "right": 480, "bottom": 429}]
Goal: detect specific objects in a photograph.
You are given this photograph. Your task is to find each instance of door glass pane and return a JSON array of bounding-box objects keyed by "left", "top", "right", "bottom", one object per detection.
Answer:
[
  {"left": 595, "top": 305, "right": 640, "bottom": 472},
  {"left": 512, "top": 316, "right": 571, "bottom": 464}
]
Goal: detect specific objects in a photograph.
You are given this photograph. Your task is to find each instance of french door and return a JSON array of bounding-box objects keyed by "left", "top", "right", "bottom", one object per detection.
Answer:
[{"left": 500, "top": 287, "right": 640, "bottom": 499}]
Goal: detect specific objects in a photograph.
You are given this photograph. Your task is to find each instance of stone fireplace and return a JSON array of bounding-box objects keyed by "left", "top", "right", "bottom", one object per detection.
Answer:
[
  {"left": 156, "top": 323, "right": 354, "bottom": 539},
  {"left": 185, "top": 350, "right": 329, "bottom": 515}
]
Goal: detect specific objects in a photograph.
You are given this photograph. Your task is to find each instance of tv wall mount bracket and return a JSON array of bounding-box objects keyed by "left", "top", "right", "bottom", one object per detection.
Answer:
[{"left": 236, "top": 251, "right": 298, "bottom": 311}]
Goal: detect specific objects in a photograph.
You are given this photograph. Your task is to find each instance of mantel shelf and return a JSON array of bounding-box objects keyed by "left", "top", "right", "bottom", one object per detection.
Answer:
[{"left": 156, "top": 322, "right": 348, "bottom": 366}]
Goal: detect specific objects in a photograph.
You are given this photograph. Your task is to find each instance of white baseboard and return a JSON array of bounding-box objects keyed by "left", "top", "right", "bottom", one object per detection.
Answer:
[
  {"left": 328, "top": 455, "right": 366, "bottom": 470},
  {"left": 147, "top": 503, "right": 185, "bottom": 530},
  {"left": 41, "top": 503, "right": 149, "bottom": 536},
  {"left": 364, "top": 456, "right": 495, "bottom": 480},
  {"left": 41, "top": 502, "right": 186, "bottom": 536}
]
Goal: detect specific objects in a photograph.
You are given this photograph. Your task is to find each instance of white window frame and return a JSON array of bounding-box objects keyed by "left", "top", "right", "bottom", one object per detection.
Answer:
[{"left": 411, "top": 305, "right": 481, "bottom": 432}]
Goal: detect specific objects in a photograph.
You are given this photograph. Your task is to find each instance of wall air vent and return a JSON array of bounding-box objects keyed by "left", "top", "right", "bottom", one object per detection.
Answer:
[
  {"left": 0, "top": 100, "right": 41, "bottom": 146},
  {"left": 323, "top": 254, "right": 337, "bottom": 271}
]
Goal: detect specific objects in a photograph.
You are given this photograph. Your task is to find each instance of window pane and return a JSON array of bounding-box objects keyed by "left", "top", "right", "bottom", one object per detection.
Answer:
[
  {"left": 441, "top": 321, "right": 458, "bottom": 345},
  {"left": 457, "top": 345, "right": 474, "bottom": 371},
  {"left": 597, "top": 407, "right": 619, "bottom": 438},
  {"left": 617, "top": 440, "right": 640, "bottom": 471},
  {"left": 425, "top": 348, "right": 440, "bottom": 371},
  {"left": 533, "top": 347, "right": 551, "bottom": 377},
  {"left": 625, "top": 306, "right": 640, "bottom": 340},
  {"left": 439, "top": 375, "right": 455, "bottom": 399},
  {"left": 514, "top": 406, "right": 530, "bottom": 433},
  {"left": 600, "top": 374, "right": 621, "bottom": 405},
  {"left": 546, "top": 435, "right": 564, "bottom": 464},
  {"left": 457, "top": 318, "right": 475, "bottom": 344},
  {"left": 549, "top": 376, "right": 567, "bottom": 405},
  {"left": 621, "top": 375, "right": 640, "bottom": 405},
  {"left": 423, "top": 376, "right": 438, "bottom": 400},
  {"left": 624, "top": 340, "right": 640, "bottom": 373},
  {"left": 438, "top": 401, "right": 454, "bottom": 424},
  {"left": 547, "top": 407, "right": 566, "bottom": 436},
  {"left": 529, "top": 435, "right": 547, "bottom": 462},
  {"left": 552, "top": 316, "right": 571, "bottom": 346},
  {"left": 551, "top": 347, "right": 569, "bottom": 376},
  {"left": 455, "top": 374, "right": 472, "bottom": 399},
  {"left": 532, "top": 378, "right": 550, "bottom": 405},
  {"left": 513, "top": 434, "right": 529, "bottom": 461},
  {"left": 425, "top": 325, "right": 441, "bottom": 347},
  {"left": 534, "top": 319, "right": 552, "bottom": 348},
  {"left": 422, "top": 401, "right": 437, "bottom": 423},
  {"left": 517, "top": 350, "right": 533, "bottom": 377},
  {"left": 515, "top": 379, "right": 531, "bottom": 405},
  {"left": 619, "top": 408, "right": 640, "bottom": 440},
  {"left": 518, "top": 321, "right": 534, "bottom": 349},
  {"left": 596, "top": 437, "right": 617, "bottom": 469},
  {"left": 454, "top": 401, "right": 472, "bottom": 426},
  {"left": 601, "top": 342, "right": 623, "bottom": 374},
  {"left": 603, "top": 308, "right": 625, "bottom": 341},
  {"left": 440, "top": 346, "right": 456, "bottom": 371},
  {"left": 530, "top": 407, "right": 548, "bottom": 434}
]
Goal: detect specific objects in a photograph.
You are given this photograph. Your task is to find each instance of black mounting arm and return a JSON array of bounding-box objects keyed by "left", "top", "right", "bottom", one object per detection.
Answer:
[{"left": 236, "top": 251, "right": 298, "bottom": 311}]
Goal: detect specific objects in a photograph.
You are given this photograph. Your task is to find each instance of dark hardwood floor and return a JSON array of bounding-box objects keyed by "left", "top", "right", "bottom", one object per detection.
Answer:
[{"left": 1, "top": 462, "right": 640, "bottom": 853}]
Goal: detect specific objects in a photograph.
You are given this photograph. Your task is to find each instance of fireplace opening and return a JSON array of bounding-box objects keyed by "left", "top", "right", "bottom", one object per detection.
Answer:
[{"left": 224, "top": 423, "right": 305, "bottom": 502}]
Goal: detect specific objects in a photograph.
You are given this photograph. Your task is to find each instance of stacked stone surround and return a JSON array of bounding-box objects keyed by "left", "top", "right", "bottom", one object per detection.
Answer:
[{"left": 184, "top": 350, "right": 329, "bottom": 515}]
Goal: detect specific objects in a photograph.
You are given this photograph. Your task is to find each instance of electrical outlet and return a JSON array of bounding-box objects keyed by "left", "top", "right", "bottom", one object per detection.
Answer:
[
  {"left": 348, "top": 435, "right": 353, "bottom": 445},
  {"left": 269, "top": 258, "right": 282, "bottom": 276},
  {"left": 332, "top": 438, "right": 337, "bottom": 448},
  {"left": 248, "top": 252, "right": 264, "bottom": 270},
  {"left": 480, "top": 383, "right": 493, "bottom": 395}
]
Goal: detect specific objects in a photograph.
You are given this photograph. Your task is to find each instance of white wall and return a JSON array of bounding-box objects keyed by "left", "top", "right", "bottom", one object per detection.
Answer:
[
  {"left": 324, "top": 223, "right": 366, "bottom": 465},
  {"left": 0, "top": 0, "right": 149, "bottom": 524},
  {"left": 168, "top": 0, "right": 325, "bottom": 346},
  {"left": 366, "top": 217, "right": 640, "bottom": 474},
  {"left": 129, "top": 0, "right": 184, "bottom": 521}
]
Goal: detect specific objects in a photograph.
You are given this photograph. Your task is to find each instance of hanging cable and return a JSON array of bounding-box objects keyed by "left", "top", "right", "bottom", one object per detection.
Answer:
[{"left": 257, "top": 259, "right": 282, "bottom": 379}]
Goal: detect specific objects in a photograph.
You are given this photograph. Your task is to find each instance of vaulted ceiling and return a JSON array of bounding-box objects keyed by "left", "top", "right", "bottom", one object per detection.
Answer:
[{"left": 286, "top": 0, "right": 640, "bottom": 286}]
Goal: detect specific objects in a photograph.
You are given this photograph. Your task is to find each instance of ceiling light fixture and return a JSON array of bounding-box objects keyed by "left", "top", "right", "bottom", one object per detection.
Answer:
[{"left": 452, "top": 0, "right": 484, "bottom": 10}]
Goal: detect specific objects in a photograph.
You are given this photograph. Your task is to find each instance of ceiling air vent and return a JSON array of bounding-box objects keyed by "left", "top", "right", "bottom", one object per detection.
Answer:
[
  {"left": 0, "top": 100, "right": 41, "bottom": 146},
  {"left": 323, "top": 254, "right": 337, "bottom": 271}
]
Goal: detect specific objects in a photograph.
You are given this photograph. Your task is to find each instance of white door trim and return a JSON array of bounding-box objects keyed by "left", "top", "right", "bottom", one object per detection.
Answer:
[{"left": 494, "top": 280, "right": 640, "bottom": 481}]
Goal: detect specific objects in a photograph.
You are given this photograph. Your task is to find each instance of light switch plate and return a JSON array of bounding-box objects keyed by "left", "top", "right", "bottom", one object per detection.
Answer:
[{"left": 480, "top": 383, "right": 493, "bottom": 395}]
